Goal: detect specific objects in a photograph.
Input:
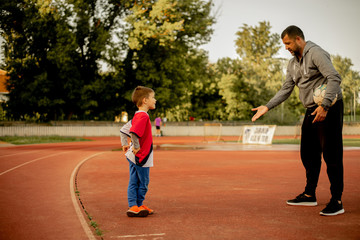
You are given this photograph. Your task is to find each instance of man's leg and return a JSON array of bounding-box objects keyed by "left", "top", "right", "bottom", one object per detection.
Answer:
[
  {"left": 322, "top": 100, "right": 344, "bottom": 201},
  {"left": 287, "top": 108, "right": 321, "bottom": 206},
  {"left": 301, "top": 108, "right": 323, "bottom": 197},
  {"left": 319, "top": 100, "right": 344, "bottom": 216}
]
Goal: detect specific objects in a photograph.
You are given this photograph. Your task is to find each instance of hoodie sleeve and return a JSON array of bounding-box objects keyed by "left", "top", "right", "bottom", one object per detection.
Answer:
[
  {"left": 265, "top": 63, "right": 296, "bottom": 110},
  {"left": 311, "top": 47, "right": 342, "bottom": 108}
]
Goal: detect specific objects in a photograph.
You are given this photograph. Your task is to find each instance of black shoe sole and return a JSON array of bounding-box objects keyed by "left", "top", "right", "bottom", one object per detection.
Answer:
[
  {"left": 320, "top": 209, "right": 345, "bottom": 216},
  {"left": 286, "top": 201, "right": 318, "bottom": 206}
]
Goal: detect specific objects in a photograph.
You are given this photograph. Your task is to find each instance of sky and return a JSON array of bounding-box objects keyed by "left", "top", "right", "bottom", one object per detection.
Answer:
[{"left": 201, "top": 0, "right": 360, "bottom": 71}]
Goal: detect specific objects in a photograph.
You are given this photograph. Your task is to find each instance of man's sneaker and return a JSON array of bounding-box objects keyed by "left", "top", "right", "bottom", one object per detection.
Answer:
[
  {"left": 286, "top": 192, "right": 318, "bottom": 206},
  {"left": 320, "top": 200, "right": 345, "bottom": 216},
  {"left": 127, "top": 206, "right": 149, "bottom": 217},
  {"left": 141, "top": 205, "right": 154, "bottom": 215}
]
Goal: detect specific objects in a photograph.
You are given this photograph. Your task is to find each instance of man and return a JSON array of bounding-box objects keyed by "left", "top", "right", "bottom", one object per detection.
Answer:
[{"left": 251, "top": 25, "right": 344, "bottom": 216}]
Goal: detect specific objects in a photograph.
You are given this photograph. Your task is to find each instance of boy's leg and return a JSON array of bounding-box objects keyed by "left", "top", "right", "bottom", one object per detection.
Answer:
[
  {"left": 134, "top": 165, "right": 150, "bottom": 207},
  {"left": 127, "top": 160, "right": 139, "bottom": 207}
]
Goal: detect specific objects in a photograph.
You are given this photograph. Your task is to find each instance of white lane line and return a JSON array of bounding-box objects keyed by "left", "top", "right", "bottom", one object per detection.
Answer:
[
  {"left": 0, "top": 149, "right": 43, "bottom": 158},
  {"left": 70, "top": 152, "right": 105, "bottom": 240},
  {"left": 110, "top": 233, "right": 166, "bottom": 238},
  {"left": 0, "top": 151, "right": 73, "bottom": 176}
]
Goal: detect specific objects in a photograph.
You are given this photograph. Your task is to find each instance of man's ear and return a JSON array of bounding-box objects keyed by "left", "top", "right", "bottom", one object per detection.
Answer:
[{"left": 296, "top": 36, "right": 304, "bottom": 43}]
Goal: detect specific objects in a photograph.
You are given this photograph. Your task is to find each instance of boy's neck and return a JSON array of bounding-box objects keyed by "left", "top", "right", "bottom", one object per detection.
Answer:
[{"left": 138, "top": 106, "right": 149, "bottom": 112}]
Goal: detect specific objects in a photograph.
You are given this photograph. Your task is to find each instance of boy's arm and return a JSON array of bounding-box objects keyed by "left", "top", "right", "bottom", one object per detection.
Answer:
[
  {"left": 130, "top": 133, "right": 140, "bottom": 155},
  {"left": 120, "top": 131, "right": 130, "bottom": 152},
  {"left": 120, "top": 120, "right": 132, "bottom": 151}
]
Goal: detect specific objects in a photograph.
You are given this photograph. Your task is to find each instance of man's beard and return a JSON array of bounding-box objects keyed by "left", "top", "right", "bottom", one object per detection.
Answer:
[{"left": 292, "top": 44, "right": 301, "bottom": 58}]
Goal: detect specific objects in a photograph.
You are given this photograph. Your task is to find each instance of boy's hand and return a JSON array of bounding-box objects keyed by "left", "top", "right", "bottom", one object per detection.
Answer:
[
  {"left": 122, "top": 145, "right": 130, "bottom": 152},
  {"left": 132, "top": 148, "right": 140, "bottom": 155}
]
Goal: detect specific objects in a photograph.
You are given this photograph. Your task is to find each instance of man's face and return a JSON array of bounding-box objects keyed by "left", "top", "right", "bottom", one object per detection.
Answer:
[{"left": 282, "top": 34, "right": 301, "bottom": 57}]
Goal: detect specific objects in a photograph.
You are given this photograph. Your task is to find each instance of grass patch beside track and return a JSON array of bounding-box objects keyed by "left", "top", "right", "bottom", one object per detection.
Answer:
[
  {"left": 1, "top": 136, "right": 358, "bottom": 147},
  {"left": 272, "top": 138, "right": 360, "bottom": 147},
  {"left": 0, "top": 136, "right": 91, "bottom": 145}
]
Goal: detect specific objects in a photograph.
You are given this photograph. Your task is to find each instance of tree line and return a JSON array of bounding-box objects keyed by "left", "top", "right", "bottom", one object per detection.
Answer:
[{"left": 0, "top": 0, "right": 359, "bottom": 123}]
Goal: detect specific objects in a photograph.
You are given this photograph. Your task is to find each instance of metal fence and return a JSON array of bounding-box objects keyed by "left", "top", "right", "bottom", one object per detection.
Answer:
[{"left": 1, "top": 124, "right": 359, "bottom": 137}]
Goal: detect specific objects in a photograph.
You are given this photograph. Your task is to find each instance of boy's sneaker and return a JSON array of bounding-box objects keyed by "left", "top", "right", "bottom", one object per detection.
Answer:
[
  {"left": 286, "top": 192, "right": 318, "bottom": 206},
  {"left": 320, "top": 200, "right": 345, "bottom": 216},
  {"left": 127, "top": 206, "right": 149, "bottom": 217},
  {"left": 141, "top": 205, "right": 154, "bottom": 215}
]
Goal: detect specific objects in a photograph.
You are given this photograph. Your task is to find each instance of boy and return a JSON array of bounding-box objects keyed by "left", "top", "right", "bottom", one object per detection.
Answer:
[{"left": 120, "top": 86, "right": 156, "bottom": 217}]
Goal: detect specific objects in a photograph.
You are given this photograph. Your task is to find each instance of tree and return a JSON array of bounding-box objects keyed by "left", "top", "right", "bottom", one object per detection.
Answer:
[
  {"left": 217, "top": 22, "right": 280, "bottom": 120},
  {"left": 123, "top": 0, "right": 215, "bottom": 120},
  {"left": 0, "top": 0, "right": 129, "bottom": 120},
  {"left": 0, "top": 0, "right": 70, "bottom": 120},
  {"left": 332, "top": 55, "right": 360, "bottom": 121},
  {"left": 235, "top": 21, "right": 283, "bottom": 105},
  {"left": 214, "top": 21, "right": 303, "bottom": 122}
]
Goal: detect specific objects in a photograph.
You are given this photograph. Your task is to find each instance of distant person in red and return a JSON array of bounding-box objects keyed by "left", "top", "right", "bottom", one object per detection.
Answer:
[
  {"left": 154, "top": 116, "right": 162, "bottom": 137},
  {"left": 120, "top": 86, "right": 156, "bottom": 217}
]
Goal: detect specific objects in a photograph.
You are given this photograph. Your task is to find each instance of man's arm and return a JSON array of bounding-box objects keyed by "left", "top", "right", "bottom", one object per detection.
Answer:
[
  {"left": 252, "top": 65, "right": 295, "bottom": 122},
  {"left": 312, "top": 48, "right": 341, "bottom": 109},
  {"left": 265, "top": 67, "right": 296, "bottom": 111},
  {"left": 310, "top": 48, "right": 341, "bottom": 123}
]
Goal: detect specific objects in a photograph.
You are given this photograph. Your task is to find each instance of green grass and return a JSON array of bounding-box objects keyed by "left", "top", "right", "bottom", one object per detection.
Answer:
[
  {"left": 272, "top": 139, "right": 301, "bottom": 145},
  {"left": 1, "top": 136, "right": 359, "bottom": 147},
  {"left": 272, "top": 138, "right": 360, "bottom": 147},
  {"left": 0, "top": 136, "right": 91, "bottom": 145},
  {"left": 342, "top": 139, "right": 360, "bottom": 147}
]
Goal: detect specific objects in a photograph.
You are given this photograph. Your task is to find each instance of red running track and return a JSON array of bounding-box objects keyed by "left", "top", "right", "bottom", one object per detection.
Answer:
[{"left": 0, "top": 137, "right": 359, "bottom": 240}]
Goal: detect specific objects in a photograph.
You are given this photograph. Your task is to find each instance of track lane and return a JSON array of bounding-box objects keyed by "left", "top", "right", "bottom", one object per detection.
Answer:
[
  {"left": 76, "top": 140, "right": 360, "bottom": 240},
  {"left": 0, "top": 137, "right": 359, "bottom": 240},
  {"left": 0, "top": 140, "right": 120, "bottom": 240}
]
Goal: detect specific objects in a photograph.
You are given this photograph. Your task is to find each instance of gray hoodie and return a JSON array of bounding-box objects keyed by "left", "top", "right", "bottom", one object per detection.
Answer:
[{"left": 266, "top": 41, "right": 342, "bottom": 110}]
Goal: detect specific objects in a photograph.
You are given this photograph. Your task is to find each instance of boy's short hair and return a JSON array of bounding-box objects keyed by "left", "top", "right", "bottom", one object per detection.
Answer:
[
  {"left": 281, "top": 25, "right": 305, "bottom": 41},
  {"left": 132, "top": 86, "right": 154, "bottom": 107}
]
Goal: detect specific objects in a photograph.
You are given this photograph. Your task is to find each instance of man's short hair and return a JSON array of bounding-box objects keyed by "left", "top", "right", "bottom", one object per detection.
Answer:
[
  {"left": 281, "top": 25, "right": 305, "bottom": 40},
  {"left": 132, "top": 86, "right": 154, "bottom": 107}
]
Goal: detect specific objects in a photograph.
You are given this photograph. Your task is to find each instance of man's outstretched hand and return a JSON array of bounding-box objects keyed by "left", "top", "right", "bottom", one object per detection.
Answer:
[{"left": 251, "top": 106, "right": 269, "bottom": 122}]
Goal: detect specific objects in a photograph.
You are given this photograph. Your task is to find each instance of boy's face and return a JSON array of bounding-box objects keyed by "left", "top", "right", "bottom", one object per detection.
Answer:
[{"left": 145, "top": 92, "right": 156, "bottom": 110}]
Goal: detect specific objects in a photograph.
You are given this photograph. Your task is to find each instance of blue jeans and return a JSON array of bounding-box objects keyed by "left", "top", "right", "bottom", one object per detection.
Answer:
[{"left": 127, "top": 159, "right": 150, "bottom": 207}]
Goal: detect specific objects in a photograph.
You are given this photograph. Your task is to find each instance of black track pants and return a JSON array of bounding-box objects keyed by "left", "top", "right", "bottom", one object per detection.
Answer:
[{"left": 300, "top": 100, "right": 344, "bottom": 200}]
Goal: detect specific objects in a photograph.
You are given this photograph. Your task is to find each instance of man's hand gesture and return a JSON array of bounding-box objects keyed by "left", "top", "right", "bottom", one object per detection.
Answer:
[{"left": 251, "top": 106, "right": 269, "bottom": 122}]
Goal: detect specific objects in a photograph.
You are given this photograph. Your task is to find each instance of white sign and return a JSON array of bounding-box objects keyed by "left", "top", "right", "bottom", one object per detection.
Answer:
[{"left": 242, "top": 125, "right": 276, "bottom": 145}]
